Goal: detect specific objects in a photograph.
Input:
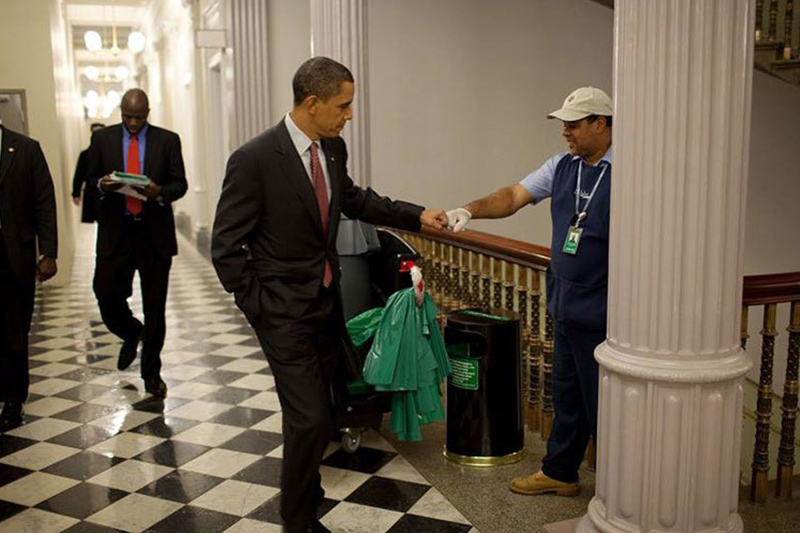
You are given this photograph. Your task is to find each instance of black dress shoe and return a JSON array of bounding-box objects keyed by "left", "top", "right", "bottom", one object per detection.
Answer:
[
  {"left": 118, "top": 333, "right": 142, "bottom": 371},
  {"left": 144, "top": 377, "right": 167, "bottom": 398},
  {"left": 0, "top": 402, "right": 25, "bottom": 432}
]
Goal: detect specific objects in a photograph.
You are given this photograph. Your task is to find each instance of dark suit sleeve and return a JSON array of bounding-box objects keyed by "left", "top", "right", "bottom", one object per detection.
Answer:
[
  {"left": 32, "top": 141, "right": 58, "bottom": 259},
  {"left": 337, "top": 139, "right": 424, "bottom": 232},
  {"left": 85, "top": 132, "right": 103, "bottom": 195},
  {"left": 212, "top": 149, "right": 262, "bottom": 294},
  {"left": 158, "top": 132, "right": 188, "bottom": 203},
  {"left": 71, "top": 150, "right": 88, "bottom": 198}
]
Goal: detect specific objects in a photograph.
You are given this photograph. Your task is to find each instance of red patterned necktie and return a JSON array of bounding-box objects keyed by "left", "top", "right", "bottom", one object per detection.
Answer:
[
  {"left": 310, "top": 141, "right": 332, "bottom": 287},
  {"left": 126, "top": 134, "right": 143, "bottom": 216}
]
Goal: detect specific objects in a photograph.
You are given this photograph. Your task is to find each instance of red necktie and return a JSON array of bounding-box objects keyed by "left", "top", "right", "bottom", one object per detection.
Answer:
[
  {"left": 126, "top": 134, "right": 143, "bottom": 216},
  {"left": 310, "top": 142, "right": 332, "bottom": 287}
]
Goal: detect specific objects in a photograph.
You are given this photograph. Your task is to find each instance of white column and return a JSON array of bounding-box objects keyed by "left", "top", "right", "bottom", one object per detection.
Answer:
[
  {"left": 229, "top": 0, "right": 271, "bottom": 147},
  {"left": 579, "top": 2, "right": 755, "bottom": 533},
  {"left": 310, "top": 0, "right": 370, "bottom": 187}
]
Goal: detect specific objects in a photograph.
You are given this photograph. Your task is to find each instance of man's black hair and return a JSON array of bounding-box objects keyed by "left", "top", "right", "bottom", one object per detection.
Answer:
[{"left": 292, "top": 57, "right": 354, "bottom": 105}]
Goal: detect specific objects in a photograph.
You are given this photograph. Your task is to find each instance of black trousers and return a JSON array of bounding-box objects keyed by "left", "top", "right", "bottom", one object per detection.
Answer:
[
  {"left": 93, "top": 222, "right": 172, "bottom": 380},
  {"left": 0, "top": 236, "right": 35, "bottom": 403},
  {"left": 253, "top": 285, "right": 341, "bottom": 533},
  {"left": 541, "top": 321, "right": 604, "bottom": 483}
]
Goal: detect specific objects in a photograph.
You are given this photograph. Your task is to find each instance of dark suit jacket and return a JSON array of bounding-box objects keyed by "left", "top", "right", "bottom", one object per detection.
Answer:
[
  {"left": 0, "top": 126, "right": 58, "bottom": 281},
  {"left": 86, "top": 124, "right": 187, "bottom": 258},
  {"left": 71, "top": 148, "right": 98, "bottom": 223},
  {"left": 212, "top": 119, "right": 424, "bottom": 329}
]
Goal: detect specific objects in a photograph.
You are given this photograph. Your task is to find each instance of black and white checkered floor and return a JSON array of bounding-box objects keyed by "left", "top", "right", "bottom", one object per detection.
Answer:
[{"left": 0, "top": 226, "right": 478, "bottom": 533}]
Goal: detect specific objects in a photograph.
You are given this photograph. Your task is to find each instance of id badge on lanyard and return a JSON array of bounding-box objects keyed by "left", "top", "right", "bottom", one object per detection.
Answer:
[{"left": 562, "top": 161, "right": 607, "bottom": 256}]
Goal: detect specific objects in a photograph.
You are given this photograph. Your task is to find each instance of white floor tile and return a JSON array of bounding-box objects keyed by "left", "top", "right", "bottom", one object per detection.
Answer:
[
  {"left": 88, "top": 432, "right": 165, "bottom": 459},
  {"left": 0, "top": 442, "right": 81, "bottom": 470},
  {"left": 236, "top": 390, "right": 281, "bottom": 410},
  {"left": 222, "top": 518, "right": 283, "bottom": 533},
  {"left": 190, "top": 479, "right": 279, "bottom": 516},
  {"left": 180, "top": 448, "right": 261, "bottom": 478},
  {"left": 172, "top": 422, "right": 246, "bottom": 447},
  {"left": 408, "top": 487, "right": 470, "bottom": 525},
  {"left": 5, "top": 418, "right": 81, "bottom": 441},
  {"left": 88, "top": 408, "right": 158, "bottom": 433},
  {"left": 319, "top": 466, "right": 372, "bottom": 500},
  {"left": 23, "top": 397, "right": 81, "bottom": 417},
  {"left": 0, "top": 508, "right": 79, "bottom": 533},
  {"left": 320, "top": 501, "right": 403, "bottom": 533},
  {"left": 87, "top": 460, "right": 174, "bottom": 492},
  {"left": 165, "top": 400, "right": 232, "bottom": 421},
  {"left": 86, "top": 493, "right": 182, "bottom": 533},
  {"left": 375, "top": 456, "right": 429, "bottom": 485},
  {"left": 166, "top": 382, "right": 223, "bottom": 400},
  {"left": 0, "top": 472, "right": 79, "bottom": 506}
]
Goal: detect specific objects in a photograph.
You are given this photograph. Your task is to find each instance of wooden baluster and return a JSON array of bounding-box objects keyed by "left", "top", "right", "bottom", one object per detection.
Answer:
[
  {"left": 783, "top": 0, "right": 795, "bottom": 59},
  {"left": 491, "top": 258, "right": 503, "bottom": 310},
  {"left": 741, "top": 305, "right": 750, "bottom": 349},
  {"left": 776, "top": 301, "right": 800, "bottom": 498},
  {"left": 504, "top": 261, "right": 516, "bottom": 313},
  {"left": 481, "top": 255, "right": 492, "bottom": 311},
  {"left": 518, "top": 269, "right": 531, "bottom": 424},
  {"left": 541, "top": 310, "right": 555, "bottom": 439},
  {"left": 469, "top": 251, "right": 481, "bottom": 308},
  {"left": 442, "top": 244, "right": 454, "bottom": 312},
  {"left": 756, "top": 0, "right": 765, "bottom": 41},
  {"left": 751, "top": 303, "right": 778, "bottom": 503},
  {"left": 430, "top": 241, "right": 443, "bottom": 308},
  {"left": 450, "top": 247, "right": 463, "bottom": 310},
  {"left": 460, "top": 249, "right": 472, "bottom": 308},
  {"left": 528, "top": 269, "right": 543, "bottom": 432},
  {"left": 769, "top": 0, "right": 779, "bottom": 41}
]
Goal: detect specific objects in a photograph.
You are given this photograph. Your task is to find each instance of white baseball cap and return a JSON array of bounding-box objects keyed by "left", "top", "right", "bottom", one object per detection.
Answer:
[{"left": 547, "top": 87, "right": 613, "bottom": 122}]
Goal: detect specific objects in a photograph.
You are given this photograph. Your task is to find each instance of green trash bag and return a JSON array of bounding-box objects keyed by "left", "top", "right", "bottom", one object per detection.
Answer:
[
  {"left": 361, "top": 288, "right": 451, "bottom": 441},
  {"left": 346, "top": 307, "right": 384, "bottom": 348}
]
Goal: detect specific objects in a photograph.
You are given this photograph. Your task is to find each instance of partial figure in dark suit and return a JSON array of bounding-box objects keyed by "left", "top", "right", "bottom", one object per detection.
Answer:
[
  {"left": 0, "top": 124, "right": 58, "bottom": 431},
  {"left": 72, "top": 122, "right": 106, "bottom": 223},
  {"left": 86, "top": 89, "right": 187, "bottom": 397},
  {"left": 212, "top": 57, "right": 447, "bottom": 533}
]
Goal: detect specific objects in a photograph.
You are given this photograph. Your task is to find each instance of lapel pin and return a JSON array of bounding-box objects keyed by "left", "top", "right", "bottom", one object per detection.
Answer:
[{"left": 8, "top": 147, "right": 15, "bottom": 153}]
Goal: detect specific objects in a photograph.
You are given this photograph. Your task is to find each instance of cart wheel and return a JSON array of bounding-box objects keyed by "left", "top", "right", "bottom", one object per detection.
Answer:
[{"left": 341, "top": 431, "right": 361, "bottom": 454}]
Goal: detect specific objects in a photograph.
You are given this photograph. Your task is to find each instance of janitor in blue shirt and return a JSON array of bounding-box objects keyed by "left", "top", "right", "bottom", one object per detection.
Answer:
[{"left": 446, "top": 87, "right": 613, "bottom": 496}]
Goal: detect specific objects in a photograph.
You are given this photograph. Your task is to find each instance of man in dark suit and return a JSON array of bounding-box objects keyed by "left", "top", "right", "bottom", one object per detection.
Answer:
[
  {"left": 86, "top": 89, "right": 187, "bottom": 397},
  {"left": 0, "top": 124, "right": 58, "bottom": 431},
  {"left": 72, "top": 122, "right": 105, "bottom": 223},
  {"left": 212, "top": 57, "right": 447, "bottom": 533}
]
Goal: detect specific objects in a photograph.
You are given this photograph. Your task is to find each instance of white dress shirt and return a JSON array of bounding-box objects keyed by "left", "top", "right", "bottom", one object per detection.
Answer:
[{"left": 284, "top": 112, "right": 332, "bottom": 203}]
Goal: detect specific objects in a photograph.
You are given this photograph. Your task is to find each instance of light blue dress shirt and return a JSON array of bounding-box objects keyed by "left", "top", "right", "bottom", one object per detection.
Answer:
[{"left": 519, "top": 147, "right": 613, "bottom": 204}]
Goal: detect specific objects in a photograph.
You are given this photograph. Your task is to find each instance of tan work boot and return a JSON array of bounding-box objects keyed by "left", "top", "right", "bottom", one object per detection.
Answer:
[{"left": 509, "top": 470, "right": 580, "bottom": 496}]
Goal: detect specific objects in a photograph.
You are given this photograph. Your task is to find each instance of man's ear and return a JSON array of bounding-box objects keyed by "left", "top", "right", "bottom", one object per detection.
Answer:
[{"left": 304, "top": 95, "right": 320, "bottom": 115}]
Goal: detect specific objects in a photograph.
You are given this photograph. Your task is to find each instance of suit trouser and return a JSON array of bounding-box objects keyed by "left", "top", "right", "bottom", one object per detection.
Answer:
[
  {"left": 253, "top": 285, "right": 341, "bottom": 533},
  {"left": 93, "top": 222, "right": 172, "bottom": 380},
  {"left": 0, "top": 237, "right": 35, "bottom": 403},
  {"left": 541, "top": 321, "right": 604, "bottom": 484}
]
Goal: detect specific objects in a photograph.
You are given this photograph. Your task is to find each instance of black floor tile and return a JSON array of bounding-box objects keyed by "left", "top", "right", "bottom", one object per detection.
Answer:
[
  {"left": 218, "top": 430, "right": 282, "bottom": 455},
  {"left": 46, "top": 425, "right": 119, "bottom": 449},
  {"left": 128, "top": 416, "right": 199, "bottom": 439},
  {"left": 231, "top": 456, "right": 282, "bottom": 488},
  {"left": 0, "top": 435, "right": 38, "bottom": 458},
  {"left": 180, "top": 331, "right": 221, "bottom": 342},
  {"left": 134, "top": 440, "right": 210, "bottom": 468},
  {"left": 147, "top": 505, "right": 239, "bottom": 533},
  {"left": 36, "top": 482, "right": 128, "bottom": 519},
  {"left": 136, "top": 470, "right": 224, "bottom": 503},
  {"left": 193, "top": 370, "right": 248, "bottom": 386},
  {"left": 57, "top": 368, "right": 114, "bottom": 383},
  {"left": 54, "top": 384, "right": 114, "bottom": 402},
  {"left": 43, "top": 451, "right": 123, "bottom": 481},
  {"left": 62, "top": 521, "right": 127, "bottom": 533},
  {"left": 246, "top": 493, "right": 282, "bottom": 524},
  {"left": 61, "top": 354, "right": 114, "bottom": 366},
  {"left": 0, "top": 499, "right": 27, "bottom": 523},
  {"left": 197, "top": 387, "right": 261, "bottom": 405},
  {"left": 53, "top": 403, "right": 126, "bottom": 424},
  {"left": 209, "top": 407, "right": 272, "bottom": 428},
  {"left": 344, "top": 477, "right": 430, "bottom": 513},
  {"left": 322, "top": 447, "right": 398, "bottom": 474},
  {"left": 184, "top": 354, "right": 234, "bottom": 368},
  {"left": 130, "top": 396, "right": 192, "bottom": 414},
  {"left": 0, "top": 463, "right": 35, "bottom": 486},
  {"left": 387, "top": 514, "right": 472, "bottom": 533}
]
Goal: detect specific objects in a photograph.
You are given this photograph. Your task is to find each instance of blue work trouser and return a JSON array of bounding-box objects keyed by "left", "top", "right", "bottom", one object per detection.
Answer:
[{"left": 541, "top": 321, "right": 605, "bottom": 484}]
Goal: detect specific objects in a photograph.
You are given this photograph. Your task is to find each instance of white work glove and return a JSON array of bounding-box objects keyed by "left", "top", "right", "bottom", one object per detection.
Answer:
[{"left": 446, "top": 208, "right": 472, "bottom": 232}]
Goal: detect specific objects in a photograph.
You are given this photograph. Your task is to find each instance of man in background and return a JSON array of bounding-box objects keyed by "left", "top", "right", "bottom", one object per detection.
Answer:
[
  {"left": 72, "top": 122, "right": 105, "bottom": 223},
  {"left": 0, "top": 123, "right": 58, "bottom": 431},
  {"left": 87, "top": 88, "right": 187, "bottom": 397}
]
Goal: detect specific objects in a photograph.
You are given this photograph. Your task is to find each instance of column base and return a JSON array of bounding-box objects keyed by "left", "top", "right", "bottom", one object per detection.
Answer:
[{"left": 576, "top": 499, "right": 745, "bottom": 533}]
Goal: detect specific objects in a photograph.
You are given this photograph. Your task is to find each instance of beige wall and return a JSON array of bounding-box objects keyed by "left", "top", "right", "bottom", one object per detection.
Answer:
[
  {"left": 367, "top": 0, "right": 614, "bottom": 247},
  {"left": 0, "top": 0, "right": 82, "bottom": 284}
]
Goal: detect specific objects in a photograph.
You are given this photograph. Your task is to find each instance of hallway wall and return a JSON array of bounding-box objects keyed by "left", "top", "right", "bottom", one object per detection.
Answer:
[{"left": 0, "top": 0, "right": 83, "bottom": 285}]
